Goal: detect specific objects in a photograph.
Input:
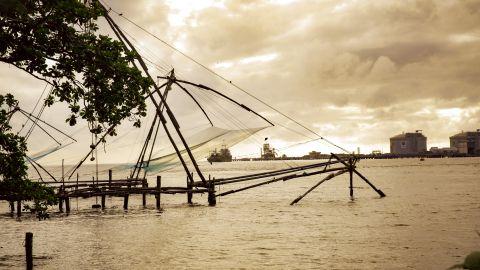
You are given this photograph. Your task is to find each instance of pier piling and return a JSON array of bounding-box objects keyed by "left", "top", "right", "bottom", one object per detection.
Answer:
[
  {"left": 65, "top": 197, "right": 70, "bottom": 214},
  {"left": 156, "top": 176, "right": 161, "bottom": 209},
  {"left": 108, "top": 170, "right": 112, "bottom": 188},
  {"left": 101, "top": 194, "right": 106, "bottom": 209},
  {"left": 9, "top": 201, "right": 14, "bottom": 217},
  {"left": 16, "top": 200, "right": 21, "bottom": 217},
  {"left": 349, "top": 158, "right": 354, "bottom": 199},
  {"left": 187, "top": 172, "right": 193, "bottom": 204},
  {"left": 123, "top": 194, "right": 129, "bottom": 210},
  {"left": 58, "top": 198, "right": 63, "bottom": 213},
  {"left": 142, "top": 180, "right": 147, "bottom": 207},
  {"left": 207, "top": 181, "right": 216, "bottom": 206}
]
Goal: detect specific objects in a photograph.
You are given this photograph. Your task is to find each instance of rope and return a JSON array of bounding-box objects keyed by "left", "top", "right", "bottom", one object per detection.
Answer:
[{"left": 17, "top": 82, "right": 48, "bottom": 135}]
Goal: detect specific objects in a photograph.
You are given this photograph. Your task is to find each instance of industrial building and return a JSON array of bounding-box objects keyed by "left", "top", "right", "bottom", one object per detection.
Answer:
[
  {"left": 449, "top": 129, "right": 480, "bottom": 155},
  {"left": 260, "top": 143, "right": 276, "bottom": 160},
  {"left": 390, "top": 130, "right": 427, "bottom": 154}
]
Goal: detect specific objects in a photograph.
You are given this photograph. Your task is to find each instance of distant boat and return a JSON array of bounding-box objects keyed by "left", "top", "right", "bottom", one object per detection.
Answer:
[{"left": 207, "top": 145, "right": 233, "bottom": 163}]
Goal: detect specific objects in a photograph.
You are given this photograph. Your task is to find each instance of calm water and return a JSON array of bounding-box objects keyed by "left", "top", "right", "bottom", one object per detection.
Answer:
[{"left": 1, "top": 158, "right": 479, "bottom": 269}]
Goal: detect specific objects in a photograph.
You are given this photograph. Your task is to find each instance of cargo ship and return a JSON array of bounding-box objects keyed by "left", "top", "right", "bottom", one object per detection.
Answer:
[{"left": 207, "top": 145, "right": 233, "bottom": 163}]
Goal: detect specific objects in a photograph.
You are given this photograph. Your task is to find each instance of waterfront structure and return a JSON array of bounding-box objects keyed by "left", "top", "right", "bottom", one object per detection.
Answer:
[
  {"left": 450, "top": 129, "right": 480, "bottom": 154},
  {"left": 430, "top": 147, "right": 458, "bottom": 155},
  {"left": 261, "top": 143, "right": 276, "bottom": 159},
  {"left": 306, "top": 151, "right": 322, "bottom": 159},
  {"left": 390, "top": 130, "right": 427, "bottom": 154},
  {"left": 207, "top": 145, "right": 233, "bottom": 163}
]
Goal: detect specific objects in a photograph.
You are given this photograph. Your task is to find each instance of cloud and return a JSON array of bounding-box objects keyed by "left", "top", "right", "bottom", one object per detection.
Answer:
[{"left": 2, "top": 0, "right": 480, "bottom": 158}]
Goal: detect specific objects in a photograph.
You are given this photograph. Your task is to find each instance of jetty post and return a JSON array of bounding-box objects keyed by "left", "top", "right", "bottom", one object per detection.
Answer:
[
  {"left": 16, "top": 200, "right": 21, "bottom": 217},
  {"left": 103, "top": 169, "right": 112, "bottom": 209},
  {"left": 65, "top": 197, "right": 70, "bottom": 214},
  {"left": 9, "top": 201, "right": 14, "bottom": 217},
  {"left": 349, "top": 158, "right": 354, "bottom": 199},
  {"left": 123, "top": 182, "right": 130, "bottom": 210},
  {"left": 187, "top": 172, "right": 193, "bottom": 204},
  {"left": 101, "top": 192, "right": 106, "bottom": 209},
  {"left": 156, "top": 176, "right": 161, "bottom": 209},
  {"left": 207, "top": 177, "right": 216, "bottom": 206},
  {"left": 108, "top": 169, "right": 112, "bottom": 187},
  {"left": 58, "top": 185, "right": 63, "bottom": 213},
  {"left": 142, "top": 178, "right": 147, "bottom": 207}
]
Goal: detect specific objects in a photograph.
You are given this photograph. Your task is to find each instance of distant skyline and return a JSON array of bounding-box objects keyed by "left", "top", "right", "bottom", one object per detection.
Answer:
[{"left": 2, "top": 0, "right": 480, "bottom": 162}]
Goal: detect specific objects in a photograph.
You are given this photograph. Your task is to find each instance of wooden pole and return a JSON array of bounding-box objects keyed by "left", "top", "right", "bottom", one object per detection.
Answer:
[
  {"left": 352, "top": 169, "right": 386, "bottom": 197},
  {"left": 156, "top": 176, "right": 161, "bottom": 209},
  {"left": 290, "top": 169, "right": 348, "bottom": 205},
  {"left": 101, "top": 14, "right": 206, "bottom": 184},
  {"left": 349, "top": 158, "right": 354, "bottom": 199},
  {"left": 9, "top": 201, "right": 14, "bottom": 217},
  {"left": 62, "top": 158, "right": 64, "bottom": 186},
  {"left": 101, "top": 194, "right": 106, "bottom": 210},
  {"left": 58, "top": 197, "right": 63, "bottom": 213},
  {"left": 208, "top": 181, "right": 216, "bottom": 206},
  {"left": 65, "top": 197, "right": 70, "bottom": 214},
  {"left": 16, "top": 200, "right": 21, "bottom": 217},
  {"left": 25, "top": 232, "right": 33, "bottom": 270},
  {"left": 123, "top": 194, "right": 129, "bottom": 210},
  {"left": 187, "top": 172, "right": 193, "bottom": 204},
  {"left": 108, "top": 169, "right": 112, "bottom": 188},
  {"left": 142, "top": 179, "right": 147, "bottom": 207},
  {"left": 58, "top": 185, "right": 63, "bottom": 213}
]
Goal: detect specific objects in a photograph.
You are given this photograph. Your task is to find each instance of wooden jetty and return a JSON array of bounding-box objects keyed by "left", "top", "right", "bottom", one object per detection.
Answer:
[{"left": 1, "top": 153, "right": 386, "bottom": 217}]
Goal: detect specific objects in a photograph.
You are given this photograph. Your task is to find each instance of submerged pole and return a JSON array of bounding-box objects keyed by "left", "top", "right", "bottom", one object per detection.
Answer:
[
  {"left": 123, "top": 194, "right": 129, "bottom": 210},
  {"left": 187, "top": 172, "right": 193, "bottom": 204},
  {"left": 25, "top": 232, "right": 33, "bottom": 270},
  {"left": 353, "top": 169, "right": 386, "bottom": 197},
  {"left": 65, "top": 197, "right": 70, "bottom": 214},
  {"left": 101, "top": 194, "right": 106, "bottom": 210},
  {"left": 349, "top": 158, "right": 354, "bottom": 199},
  {"left": 208, "top": 180, "right": 216, "bottom": 206},
  {"left": 142, "top": 179, "right": 147, "bottom": 207},
  {"left": 290, "top": 169, "right": 348, "bottom": 205}
]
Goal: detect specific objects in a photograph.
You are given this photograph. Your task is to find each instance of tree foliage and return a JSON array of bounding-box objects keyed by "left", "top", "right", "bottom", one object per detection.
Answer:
[
  {"left": 0, "top": 0, "right": 155, "bottom": 218},
  {"left": 0, "top": 0, "right": 153, "bottom": 134},
  {"left": 0, "top": 93, "right": 57, "bottom": 219}
]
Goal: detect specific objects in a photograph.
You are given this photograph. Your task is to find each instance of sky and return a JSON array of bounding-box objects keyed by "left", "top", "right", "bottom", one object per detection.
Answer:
[{"left": 2, "top": 0, "right": 480, "bottom": 163}]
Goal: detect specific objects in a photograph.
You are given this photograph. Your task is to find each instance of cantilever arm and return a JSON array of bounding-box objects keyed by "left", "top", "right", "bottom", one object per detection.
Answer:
[
  {"left": 158, "top": 77, "right": 274, "bottom": 127},
  {"left": 173, "top": 81, "right": 213, "bottom": 126}
]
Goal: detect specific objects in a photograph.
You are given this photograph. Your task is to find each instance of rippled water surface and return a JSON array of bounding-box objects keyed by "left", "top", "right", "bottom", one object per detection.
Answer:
[{"left": 1, "top": 158, "right": 479, "bottom": 269}]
